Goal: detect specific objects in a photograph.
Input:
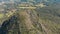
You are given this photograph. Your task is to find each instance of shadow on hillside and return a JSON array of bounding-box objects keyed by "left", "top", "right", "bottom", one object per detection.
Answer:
[{"left": 0, "top": 15, "right": 21, "bottom": 34}]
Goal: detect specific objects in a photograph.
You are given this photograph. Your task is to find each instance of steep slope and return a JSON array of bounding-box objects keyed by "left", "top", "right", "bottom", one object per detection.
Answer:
[
  {"left": 0, "top": 9, "right": 60, "bottom": 34},
  {"left": 0, "top": 0, "right": 60, "bottom": 34},
  {"left": 0, "top": 10, "right": 44, "bottom": 34}
]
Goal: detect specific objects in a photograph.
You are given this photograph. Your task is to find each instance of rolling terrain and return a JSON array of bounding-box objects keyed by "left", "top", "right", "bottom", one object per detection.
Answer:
[{"left": 0, "top": 0, "right": 60, "bottom": 34}]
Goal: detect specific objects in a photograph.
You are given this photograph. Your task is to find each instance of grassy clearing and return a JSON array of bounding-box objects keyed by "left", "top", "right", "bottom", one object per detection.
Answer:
[{"left": 0, "top": 14, "right": 4, "bottom": 18}]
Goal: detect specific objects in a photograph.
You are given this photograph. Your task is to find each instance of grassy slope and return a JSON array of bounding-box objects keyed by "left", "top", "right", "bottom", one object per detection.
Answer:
[
  {"left": 0, "top": 7, "right": 60, "bottom": 34},
  {"left": 36, "top": 7, "right": 60, "bottom": 34}
]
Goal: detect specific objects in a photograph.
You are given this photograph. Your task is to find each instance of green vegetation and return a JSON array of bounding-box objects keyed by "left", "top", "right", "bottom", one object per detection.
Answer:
[{"left": 0, "top": 0, "right": 60, "bottom": 34}]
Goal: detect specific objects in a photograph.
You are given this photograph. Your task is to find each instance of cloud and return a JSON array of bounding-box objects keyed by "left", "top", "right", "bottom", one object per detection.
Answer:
[{"left": 0, "top": 1, "right": 5, "bottom": 5}]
